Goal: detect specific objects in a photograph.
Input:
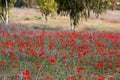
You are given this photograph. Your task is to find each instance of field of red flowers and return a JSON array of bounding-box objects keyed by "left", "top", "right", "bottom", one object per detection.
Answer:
[{"left": 0, "top": 28, "right": 120, "bottom": 80}]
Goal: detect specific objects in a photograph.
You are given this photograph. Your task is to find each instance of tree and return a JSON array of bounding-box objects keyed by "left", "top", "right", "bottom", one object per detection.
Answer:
[
  {"left": 55, "top": 0, "right": 115, "bottom": 30},
  {"left": 110, "top": 0, "right": 117, "bottom": 10},
  {"left": 29, "top": 0, "right": 34, "bottom": 8},
  {"left": 0, "top": 0, "right": 16, "bottom": 25},
  {"left": 14, "top": 0, "right": 27, "bottom": 8},
  {"left": 55, "top": 0, "right": 85, "bottom": 30},
  {"left": 36, "top": 0, "right": 57, "bottom": 25},
  {"left": 23, "top": 0, "right": 34, "bottom": 8},
  {"left": 91, "top": 0, "right": 113, "bottom": 18}
]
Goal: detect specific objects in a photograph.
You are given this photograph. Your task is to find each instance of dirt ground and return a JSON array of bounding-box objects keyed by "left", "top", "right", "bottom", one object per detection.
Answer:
[{"left": 1, "top": 8, "right": 120, "bottom": 32}]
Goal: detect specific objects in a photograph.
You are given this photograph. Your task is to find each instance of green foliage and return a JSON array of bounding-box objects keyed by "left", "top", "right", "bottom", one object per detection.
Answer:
[
  {"left": 0, "top": 0, "right": 16, "bottom": 8},
  {"left": 0, "top": 0, "right": 16, "bottom": 24},
  {"left": 23, "top": 0, "right": 29, "bottom": 6},
  {"left": 14, "top": 0, "right": 27, "bottom": 8},
  {"left": 23, "top": 0, "right": 34, "bottom": 8},
  {"left": 91, "top": 0, "right": 112, "bottom": 17},
  {"left": 34, "top": 16, "right": 42, "bottom": 20},
  {"left": 55, "top": 0, "right": 115, "bottom": 30},
  {"left": 36, "top": 0, "right": 57, "bottom": 16},
  {"left": 116, "top": 5, "right": 120, "bottom": 10},
  {"left": 24, "top": 17, "right": 30, "bottom": 20},
  {"left": 36, "top": 0, "right": 57, "bottom": 25},
  {"left": 116, "top": 2, "right": 120, "bottom": 10},
  {"left": 0, "top": 0, "right": 16, "bottom": 14}
]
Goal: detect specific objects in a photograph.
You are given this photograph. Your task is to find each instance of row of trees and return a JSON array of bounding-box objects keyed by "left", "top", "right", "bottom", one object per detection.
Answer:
[{"left": 0, "top": 0, "right": 118, "bottom": 30}]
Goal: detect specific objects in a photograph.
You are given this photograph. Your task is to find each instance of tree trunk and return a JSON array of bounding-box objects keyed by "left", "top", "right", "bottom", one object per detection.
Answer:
[
  {"left": 72, "top": 24, "right": 75, "bottom": 31},
  {"left": 29, "top": 0, "right": 34, "bottom": 8},
  {"left": 5, "top": 0, "right": 9, "bottom": 26},
  {"left": 70, "top": 17, "right": 72, "bottom": 29},
  {"left": 5, "top": 10, "right": 9, "bottom": 26},
  {"left": 4, "top": 0, "right": 10, "bottom": 32},
  {"left": 88, "top": 10, "right": 90, "bottom": 18},
  {"left": 45, "top": 15, "right": 48, "bottom": 25},
  {"left": 96, "top": 13, "right": 99, "bottom": 19},
  {"left": 70, "top": 16, "right": 74, "bottom": 31}
]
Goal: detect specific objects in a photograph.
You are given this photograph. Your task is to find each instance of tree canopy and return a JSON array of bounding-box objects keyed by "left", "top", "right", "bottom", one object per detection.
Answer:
[
  {"left": 36, "top": 0, "right": 57, "bottom": 25},
  {"left": 0, "top": 0, "right": 16, "bottom": 25},
  {"left": 55, "top": 0, "right": 115, "bottom": 30}
]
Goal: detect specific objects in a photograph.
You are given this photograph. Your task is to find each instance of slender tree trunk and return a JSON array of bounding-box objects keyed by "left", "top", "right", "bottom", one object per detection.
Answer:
[
  {"left": 5, "top": 10, "right": 9, "bottom": 26},
  {"left": 70, "top": 16, "right": 72, "bottom": 29},
  {"left": 1, "top": 8, "right": 5, "bottom": 23},
  {"left": 70, "top": 16, "right": 75, "bottom": 31},
  {"left": 88, "top": 10, "right": 90, "bottom": 18},
  {"left": 29, "top": 0, "right": 33, "bottom": 8},
  {"left": 5, "top": 0, "right": 10, "bottom": 32},
  {"left": 5, "top": 0, "right": 9, "bottom": 26},
  {"left": 96, "top": 13, "right": 99, "bottom": 19},
  {"left": 45, "top": 15, "right": 48, "bottom": 25},
  {"left": 72, "top": 24, "right": 75, "bottom": 31}
]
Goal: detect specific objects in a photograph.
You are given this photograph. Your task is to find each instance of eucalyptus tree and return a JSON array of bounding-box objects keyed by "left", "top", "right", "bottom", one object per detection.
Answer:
[{"left": 0, "top": 0, "right": 16, "bottom": 25}]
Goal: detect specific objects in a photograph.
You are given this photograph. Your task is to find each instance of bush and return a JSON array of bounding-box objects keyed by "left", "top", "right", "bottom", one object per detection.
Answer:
[
  {"left": 34, "top": 16, "right": 42, "bottom": 20},
  {"left": 24, "top": 17, "right": 30, "bottom": 20},
  {"left": 14, "top": 0, "right": 27, "bottom": 8},
  {"left": 116, "top": 5, "right": 120, "bottom": 10}
]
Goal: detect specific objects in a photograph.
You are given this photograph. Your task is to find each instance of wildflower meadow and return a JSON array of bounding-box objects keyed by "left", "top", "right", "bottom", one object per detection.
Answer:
[{"left": 0, "top": 28, "right": 120, "bottom": 80}]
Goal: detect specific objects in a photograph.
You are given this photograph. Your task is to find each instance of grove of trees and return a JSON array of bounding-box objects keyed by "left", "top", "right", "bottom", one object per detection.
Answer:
[{"left": 0, "top": 0, "right": 118, "bottom": 30}]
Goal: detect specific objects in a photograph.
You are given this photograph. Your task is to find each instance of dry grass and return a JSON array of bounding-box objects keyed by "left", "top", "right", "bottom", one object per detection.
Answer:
[{"left": 1, "top": 8, "right": 120, "bottom": 32}]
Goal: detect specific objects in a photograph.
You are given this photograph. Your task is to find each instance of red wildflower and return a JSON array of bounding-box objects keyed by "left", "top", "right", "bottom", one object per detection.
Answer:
[
  {"left": 23, "top": 75, "right": 31, "bottom": 80},
  {"left": 97, "top": 76, "right": 103, "bottom": 80},
  {"left": 108, "top": 63, "right": 112, "bottom": 67},
  {"left": 46, "top": 75, "right": 51, "bottom": 79},
  {"left": 115, "top": 61, "right": 119, "bottom": 65},
  {"left": 67, "top": 78, "right": 72, "bottom": 80},
  {"left": 77, "top": 51, "right": 82, "bottom": 56},
  {"left": 97, "top": 62, "right": 103, "bottom": 67},
  {"left": 78, "top": 75, "right": 83, "bottom": 79},
  {"left": 36, "top": 65, "right": 41, "bottom": 69},
  {"left": 102, "top": 76, "right": 106, "bottom": 78},
  {"left": 109, "top": 75, "right": 114, "bottom": 80},
  {"left": 61, "top": 52, "right": 66, "bottom": 59},
  {"left": 13, "top": 65, "right": 18, "bottom": 69},
  {"left": 22, "top": 69, "right": 30, "bottom": 75},
  {"left": 15, "top": 74, "right": 19, "bottom": 77},
  {"left": 50, "top": 58, "right": 56, "bottom": 63},
  {"left": 9, "top": 51, "right": 14, "bottom": 56},
  {"left": 11, "top": 57, "right": 18, "bottom": 61},
  {"left": 39, "top": 51, "right": 44, "bottom": 57},
  {"left": 49, "top": 41, "right": 53, "bottom": 50},
  {"left": 0, "top": 61, "right": 4, "bottom": 65},
  {"left": 40, "top": 73, "right": 44, "bottom": 77},
  {"left": 76, "top": 66, "right": 83, "bottom": 72},
  {"left": 31, "top": 51, "right": 37, "bottom": 55},
  {"left": 1, "top": 50, "right": 6, "bottom": 54}
]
